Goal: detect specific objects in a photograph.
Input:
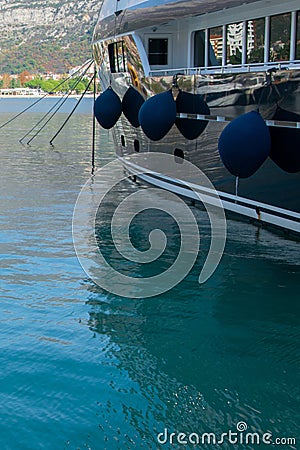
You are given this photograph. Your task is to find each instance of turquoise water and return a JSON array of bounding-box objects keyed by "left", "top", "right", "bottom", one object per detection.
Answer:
[{"left": 0, "top": 99, "right": 299, "bottom": 449}]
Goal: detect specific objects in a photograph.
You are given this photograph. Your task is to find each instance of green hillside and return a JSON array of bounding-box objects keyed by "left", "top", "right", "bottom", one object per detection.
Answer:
[
  {"left": 0, "top": 0, "right": 100, "bottom": 75},
  {"left": 0, "top": 35, "right": 94, "bottom": 75}
]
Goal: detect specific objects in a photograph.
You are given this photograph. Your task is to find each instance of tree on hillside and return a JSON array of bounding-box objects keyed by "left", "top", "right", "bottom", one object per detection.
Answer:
[
  {"left": 25, "top": 76, "right": 43, "bottom": 89},
  {"left": 19, "top": 70, "right": 31, "bottom": 86},
  {"left": 10, "top": 78, "right": 21, "bottom": 88},
  {"left": 72, "top": 81, "right": 87, "bottom": 93},
  {"left": 1, "top": 74, "right": 11, "bottom": 89},
  {"left": 40, "top": 79, "right": 58, "bottom": 93}
]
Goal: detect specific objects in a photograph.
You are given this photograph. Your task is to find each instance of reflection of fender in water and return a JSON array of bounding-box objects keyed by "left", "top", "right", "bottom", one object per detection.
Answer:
[{"left": 128, "top": 63, "right": 141, "bottom": 90}]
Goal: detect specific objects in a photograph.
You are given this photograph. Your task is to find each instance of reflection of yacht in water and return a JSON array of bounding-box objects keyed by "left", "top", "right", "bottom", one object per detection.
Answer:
[
  {"left": 92, "top": 0, "right": 300, "bottom": 234},
  {"left": 84, "top": 217, "right": 300, "bottom": 447}
]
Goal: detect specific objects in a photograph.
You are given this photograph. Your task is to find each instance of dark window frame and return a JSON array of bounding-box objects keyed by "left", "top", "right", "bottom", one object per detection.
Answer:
[
  {"left": 195, "top": 9, "right": 300, "bottom": 69},
  {"left": 148, "top": 38, "right": 169, "bottom": 65},
  {"left": 108, "top": 41, "right": 127, "bottom": 73}
]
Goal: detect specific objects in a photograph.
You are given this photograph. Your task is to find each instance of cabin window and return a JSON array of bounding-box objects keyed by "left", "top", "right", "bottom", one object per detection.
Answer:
[
  {"left": 108, "top": 41, "right": 127, "bottom": 73},
  {"left": 174, "top": 148, "right": 184, "bottom": 163},
  {"left": 194, "top": 29, "right": 220, "bottom": 67},
  {"left": 208, "top": 27, "right": 223, "bottom": 65},
  {"left": 247, "top": 18, "right": 265, "bottom": 63},
  {"left": 148, "top": 38, "right": 168, "bottom": 65},
  {"left": 270, "top": 13, "right": 291, "bottom": 61},
  {"left": 193, "top": 9, "right": 299, "bottom": 70},
  {"left": 134, "top": 139, "right": 140, "bottom": 152},
  {"left": 227, "top": 22, "right": 244, "bottom": 64},
  {"left": 121, "top": 135, "right": 126, "bottom": 147},
  {"left": 194, "top": 31, "right": 205, "bottom": 67}
]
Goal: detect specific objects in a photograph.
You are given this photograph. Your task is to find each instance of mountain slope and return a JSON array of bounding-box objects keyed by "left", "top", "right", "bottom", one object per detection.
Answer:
[{"left": 0, "top": 0, "right": 102, "bottom": 74}]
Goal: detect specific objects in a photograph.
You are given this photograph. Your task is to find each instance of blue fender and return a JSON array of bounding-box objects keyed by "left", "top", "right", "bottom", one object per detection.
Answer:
[
  {"left": 218, "top": 110, "right": 271, "bottom": 178},
  {"left": 269, "top": 106, "right": 300, "bottom": 173},
  {"left": 94, "top": 87, "right": 122, "bottom": 129},
  {"left": 138, "top": 90, "right": 176, "bottom": 141},
  {"left": 176, "top": 90, "right": 210, "bottom": 140},
  {"left": 122, "top": 86, "right": 145, "bottom": 128}
]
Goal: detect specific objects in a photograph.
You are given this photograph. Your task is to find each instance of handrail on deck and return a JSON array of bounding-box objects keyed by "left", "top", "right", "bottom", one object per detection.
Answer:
[{"left": 149, "top": 60, "right": 300, "bottom": 77}]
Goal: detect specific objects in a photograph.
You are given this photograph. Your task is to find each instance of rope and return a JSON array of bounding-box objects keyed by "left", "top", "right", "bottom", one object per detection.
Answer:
[
  {"left": 0, "top": 59, "right": 93, "bottom": 130},
  {"left": 21, "top": 60, "right": 94, "bottom": 145},
  {"left": 91, "top": 67, "right": 97, "bottom": 174},
  {"left": 49, "top": 71, "right": 96, "bottom": 146}
]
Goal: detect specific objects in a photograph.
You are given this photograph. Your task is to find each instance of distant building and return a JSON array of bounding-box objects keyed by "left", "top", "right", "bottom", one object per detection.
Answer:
[
  {"left": 69, "top": 63, "right": 95, "bottom": 78},
  {"left": 0, "top": 87, "right": 43, "bottom": 96},
  {"left": 43, "top": 72, "right": 63, "bottom": 80}
]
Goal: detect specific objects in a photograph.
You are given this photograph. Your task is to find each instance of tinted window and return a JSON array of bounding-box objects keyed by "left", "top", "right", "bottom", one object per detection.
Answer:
[
  {"left": 194, "top": 31, "right": 205, "bottom": 67},
  {"left": 270, "top": 13, "right": 291, "bottom": 61},
  {"left": 247, "top": 18, "right": 265, "bottom": 63},
  {"left": 209, "top": 27, "right": 223, "bottom": 65},
  {"left": 148, "top": 38, "right": 168, "bottom": 65},
  {"left": 134, "top": 139, "right": 140, "bottom": 152},
  {"left": 227, "top": 22, "right": 243, "bottom": 64},
  {"left": 174, "top": 148, "right": 184, "bottom": 163},
  {"left": 108, "top": 41, "right": 127, "bottom": 73}
]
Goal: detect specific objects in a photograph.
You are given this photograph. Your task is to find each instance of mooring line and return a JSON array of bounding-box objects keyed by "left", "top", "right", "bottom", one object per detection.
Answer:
[
  {"left": 91, "top": 67, "right": 97, "bottom": 174},
  {"left": 49, "top": 72, "right": 96, "bottom": 146},
  {"left": 21, "top": 60, "right": 94, "bottom": 145},
  {"left": 0, "top": 59, "right": 93, "bottom": 131}
]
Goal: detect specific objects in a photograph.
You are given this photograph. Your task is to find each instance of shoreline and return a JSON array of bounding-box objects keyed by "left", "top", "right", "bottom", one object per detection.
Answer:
[{"left": 0, "top": 94, "right": 95, "bottom": 99}]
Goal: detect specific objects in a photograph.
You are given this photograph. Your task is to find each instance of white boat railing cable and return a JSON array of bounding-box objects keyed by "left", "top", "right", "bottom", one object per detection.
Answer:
[
  {"left": 0, "top": 58, "right": 93, "bottom": 131},
  {"left": 19, "top": 60, "right": 94, "bottom": 146},
  {"left": 148, "top": 60, "right": 300, "bottom": 77}
]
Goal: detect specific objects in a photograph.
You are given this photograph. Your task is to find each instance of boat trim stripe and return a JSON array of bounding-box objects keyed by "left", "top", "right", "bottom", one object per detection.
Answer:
[
  {"left": 119, "top": 156, "right": 300, "bottom": 232},
  {"left": 176, "top": 113, "right": 300, "bottom": 130}
]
